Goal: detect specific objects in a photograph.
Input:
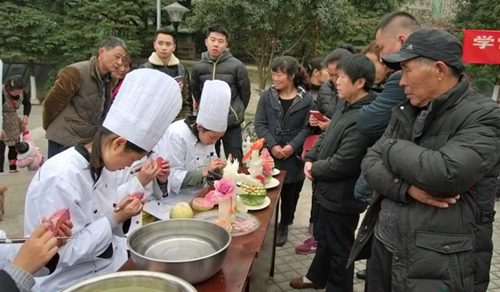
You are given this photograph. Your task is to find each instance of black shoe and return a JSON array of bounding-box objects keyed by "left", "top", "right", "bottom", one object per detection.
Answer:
[
  {"left": 276, "top": 226, "right": 288, "bottom": 247},
  {"left": 356, "top": 269, "right": 366, "bottom": 280}
]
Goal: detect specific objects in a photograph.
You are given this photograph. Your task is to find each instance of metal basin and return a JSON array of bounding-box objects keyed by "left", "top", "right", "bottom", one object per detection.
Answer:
[
  {"left": 62, "top": 271, "right": 197, "bottom": 292},
  {"left": 127, "top": 219, "right": 231, "bottom": 284}
]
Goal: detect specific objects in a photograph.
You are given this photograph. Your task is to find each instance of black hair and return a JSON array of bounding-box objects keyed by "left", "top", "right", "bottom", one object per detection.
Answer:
[
  {"left": 3, "top": 75, "right": 24, "bottom": 91},
  {"left": 322, "top": 48, "right": 353, "bottom": 67},
  {"left": 155, "top": 27, "right": 176, "bottom": 42},
  {"left": 336, "top": 54, "right": 375, "bottom": 92},
  {"left": 338, "top": 44, "right": 357, "bottom": 54},
  {"left": 15, "top": 142, "right": 30, "bottom": 154},
  {"left": 99, "top": 36, "right": 126, "bottom": 50},
  {"left": 207, "top": 24, "right": 229, "bottom": 39},
  {"left": 272, "top": 56, "right": 311, "bottom": 90},
  {"left": 307, "top": 57, "right": 325, "bottom": 76},
  {"left": 88, "top": 127, "right": 146, "bottom": 168},
  {"left": 377, "top": 11, "right": 421, "bottom": 34}
]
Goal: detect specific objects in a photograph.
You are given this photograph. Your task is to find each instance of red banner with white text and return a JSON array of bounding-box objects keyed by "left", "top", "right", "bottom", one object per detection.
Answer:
[{"left": 463, "top": 29, "right": 500, "bottom": 64}]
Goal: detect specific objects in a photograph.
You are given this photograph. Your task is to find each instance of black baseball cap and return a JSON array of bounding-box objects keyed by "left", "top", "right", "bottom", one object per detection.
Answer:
[{"left": 382, "top": 28, "right": 463, "bottom": 71}]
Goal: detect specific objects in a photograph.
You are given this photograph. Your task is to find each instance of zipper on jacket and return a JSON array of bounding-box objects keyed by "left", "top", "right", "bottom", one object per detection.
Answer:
[{"left": 209, "top": 52, "right": 238, "bottom": 121}]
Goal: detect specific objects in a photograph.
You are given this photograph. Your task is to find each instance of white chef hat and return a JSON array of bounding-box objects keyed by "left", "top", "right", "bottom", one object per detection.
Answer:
[
  {"left": 103, "top": 69, "right": 181, "bottom": 152},
  {"left": 196, "top": 80, "right": 231, "bottom": 132}
]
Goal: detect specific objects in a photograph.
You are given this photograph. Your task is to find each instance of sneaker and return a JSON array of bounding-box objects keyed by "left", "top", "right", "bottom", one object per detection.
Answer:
[
  {"left": 9, "top": 170, "right": 19, "bottom": 174},
  {"left": 356, "top": 269, "right": 367, "bottom": 280},
  {"left": 276, "top": 226, "right": 288, "bottom": 247},
  {"left": 295, "top": 238, "right": 317, "bottom": 254}
]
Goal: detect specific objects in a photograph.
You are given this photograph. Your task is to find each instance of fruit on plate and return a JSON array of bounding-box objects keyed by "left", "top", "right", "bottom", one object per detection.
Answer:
[
  {"left": 132, "top": 193, "right": 145, "bottom": 200},
  {"left": 192, "top": 197, "right": 215, "bottom": 211},
  {"left": 260, "top": 148, "right": 275, "bottom": 168},
  {"left": 239, "top": 182, "right": 267, "bottom": 206},
  {"left": 46, "top": 207, "right": 70, "bottom": 235},
  {"left": 262, "top": 164, "right": 273, "bottom": 183},
  {"left": 170, "top": 202, "right": 194, "bottom": 219}
]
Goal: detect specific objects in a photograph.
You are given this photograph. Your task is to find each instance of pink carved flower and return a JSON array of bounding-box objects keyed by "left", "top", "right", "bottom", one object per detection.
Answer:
[
  {"left": 214, "top": 178, "right": 234, "bottom": 195},
  {"left": 263, "top": 163, "right": 272, "bottom": 175}
]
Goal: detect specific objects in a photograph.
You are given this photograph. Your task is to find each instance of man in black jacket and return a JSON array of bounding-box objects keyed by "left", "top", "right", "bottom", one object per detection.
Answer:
[
  {"left": 191, "top": 24, "right": 251, "bottom": 162},
  {"left": 348, "top": 29, "right": 500, "bottom": 292},
  {"left": 141, "top": 27, "right": 192, "bottom": 121},
  {"left": 290, "top": 54, "right": 378, "bottom": 291}
]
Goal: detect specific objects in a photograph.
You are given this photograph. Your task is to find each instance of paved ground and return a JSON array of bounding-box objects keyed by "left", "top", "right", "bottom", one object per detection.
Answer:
[{"left": 2, "top": 106, "right": 500, "bottom": 291}]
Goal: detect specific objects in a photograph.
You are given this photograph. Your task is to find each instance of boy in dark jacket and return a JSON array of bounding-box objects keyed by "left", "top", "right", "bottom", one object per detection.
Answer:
[
  {"left": 140, "top": 27, "right": 192, "bottom": 120},
  {"left": 290, "top": 54, "right": 378, "bottom": 291},
  {"left": 191, "top": 24, "right": 251, "bottom": 162}
]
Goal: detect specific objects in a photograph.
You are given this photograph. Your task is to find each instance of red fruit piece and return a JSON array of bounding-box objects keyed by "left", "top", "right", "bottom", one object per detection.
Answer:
[
  {"left": 46, "top": 207, "right": 70, "bottom": 235},
  {"left": 156, "top": 157, "right": 165, "bottom": 174},
  {"left": 133, "top": 193, "right": 145, "bottom": 200},
  {"left": 254, "top": 175, "right": 266, "bottom": 185}
]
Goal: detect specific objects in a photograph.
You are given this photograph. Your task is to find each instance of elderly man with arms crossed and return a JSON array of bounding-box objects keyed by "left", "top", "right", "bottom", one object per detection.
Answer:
[{"left": 348, "top": 29, "right": 500, "bottom": 292}]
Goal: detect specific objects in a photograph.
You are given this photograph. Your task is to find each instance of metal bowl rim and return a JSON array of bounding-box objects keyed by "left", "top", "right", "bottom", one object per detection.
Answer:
[
  {"left": 127, "top": 219, "right": 232, "bottom": 264},
  {"left": 62, "top": 271, "right": 197, "bottom": 292}
]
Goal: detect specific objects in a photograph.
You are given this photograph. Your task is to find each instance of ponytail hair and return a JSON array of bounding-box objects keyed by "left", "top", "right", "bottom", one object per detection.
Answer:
[{"left": 272, "top": 56, "right": 311, "bottom": 90}]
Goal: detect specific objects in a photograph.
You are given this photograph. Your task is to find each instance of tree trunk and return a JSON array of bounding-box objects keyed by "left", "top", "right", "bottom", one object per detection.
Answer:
[{"left": 28, "top": 60, "right": 38, "bottom": 104}]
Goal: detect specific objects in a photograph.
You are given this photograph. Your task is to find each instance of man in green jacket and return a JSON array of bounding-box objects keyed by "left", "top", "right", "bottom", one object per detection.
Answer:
[{"left": 191, "top": 24, "right": 251, "bottom": 162}]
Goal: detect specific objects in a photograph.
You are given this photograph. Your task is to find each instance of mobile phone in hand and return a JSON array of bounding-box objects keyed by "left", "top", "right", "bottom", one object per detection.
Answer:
[{"left": 310, "top": 110, "right": 328, "bottom": 122}]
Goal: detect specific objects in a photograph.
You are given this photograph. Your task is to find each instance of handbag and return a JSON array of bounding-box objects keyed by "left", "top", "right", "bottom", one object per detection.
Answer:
[{"left": 301, "top": 134, "right": 320, "bottom": 162}]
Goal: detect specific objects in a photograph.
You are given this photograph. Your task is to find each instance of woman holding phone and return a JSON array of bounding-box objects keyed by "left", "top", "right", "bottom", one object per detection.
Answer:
[{"left": 254, "top": 56, "right": 314, "bottom": 246}]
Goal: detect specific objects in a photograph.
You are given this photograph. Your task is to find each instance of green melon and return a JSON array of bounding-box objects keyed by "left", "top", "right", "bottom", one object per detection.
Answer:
[{"left": 239, "top": 182, "right": 267, "bottom": 206}]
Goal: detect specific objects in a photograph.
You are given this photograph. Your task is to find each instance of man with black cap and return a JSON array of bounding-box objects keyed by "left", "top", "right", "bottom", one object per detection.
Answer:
[{"left": 348, "top": 28, "right": 500, "bottom": 291}]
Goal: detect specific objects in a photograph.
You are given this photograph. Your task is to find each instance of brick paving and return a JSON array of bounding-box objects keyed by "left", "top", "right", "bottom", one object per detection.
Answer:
[{"left": 267, "top": 180, "right": 500, "bottom": 292}]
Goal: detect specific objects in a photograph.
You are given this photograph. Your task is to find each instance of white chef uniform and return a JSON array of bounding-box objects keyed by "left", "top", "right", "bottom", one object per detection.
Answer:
[
  {"left": 23, "top": 69, "right": 181, "bottom": 292},
  {"left": 144, "top": 80, "right": 231, "bottom": 219}
]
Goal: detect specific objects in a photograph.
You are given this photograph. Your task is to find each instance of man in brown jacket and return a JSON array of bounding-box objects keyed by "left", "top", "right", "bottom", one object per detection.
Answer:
[{"left": 43, "top": 36, "right": 127, "bottom": 158}]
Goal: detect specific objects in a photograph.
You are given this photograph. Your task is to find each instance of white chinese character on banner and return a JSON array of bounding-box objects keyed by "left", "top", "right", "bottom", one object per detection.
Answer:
[{"left": 473, "top": 35, "right": 495, "bottom": 49}]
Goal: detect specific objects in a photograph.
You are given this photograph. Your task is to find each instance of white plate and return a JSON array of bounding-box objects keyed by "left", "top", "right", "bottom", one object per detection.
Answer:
[
  {"left": 238, "top": 195, "right": 271, "bottom": 211},
  {"left": 265, "top": 178, "right": 280, "bottom": 189},
  {"left": 272, "top": 168, "right": 280, "bottom": 176}
]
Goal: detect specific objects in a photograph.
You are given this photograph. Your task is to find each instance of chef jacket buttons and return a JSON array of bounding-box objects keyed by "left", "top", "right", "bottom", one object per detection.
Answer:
[
  {"left": 94, "top": 210, "right": 98, "bottom": 214},
  {"left": 136, "top": 221, "right": 140, "bottom": 224},
  {"left": 394, "top": 178, "right": 399, "bottom": 184},
  {"left": 197, "top": 157, "right": 199, "bottom": 160},
  {"left": 113, "top": 203, "right": 117, "bottom": 207},
  {"left": 444, "top": 246, "right": 450, "bottom": 252}
]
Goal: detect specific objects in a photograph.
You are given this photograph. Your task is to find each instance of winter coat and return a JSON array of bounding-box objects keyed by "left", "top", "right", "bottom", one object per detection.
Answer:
[
  {"left": 348, "top": 75, "right": 500, "bottom": 292},
  {"left": 305, "top": 92, "right": 377, "bottom": 215},
  {"left": 357, "top": 72, "right": 406, "bottom": 139},
  {"left": 140, "top": 53, "right": 193, "bottom": 120},
  {"left": 254, "top": 86, "right": 314, "bottom": 184},
  {"left": 2, "top": 88, "right": 30, "bottom": 147},
  {"left": 315, "top": 80, "right": 338, "bottom": 118},
  {"left": 16, "top": 131, "right": 43, "bottom": 171},
  {"left": 43, "top": 56, "right": 114, "bottom": 147},
  {"left": 191, "top": 50, "right": 251, "bottom": 128}
]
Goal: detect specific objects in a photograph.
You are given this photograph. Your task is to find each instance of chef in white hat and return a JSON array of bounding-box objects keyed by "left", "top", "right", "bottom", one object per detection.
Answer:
[
  {"left": 143, "top": 80, "right": 231, "bottom": 220},
  {"left": 23, "top": 69, "right": 181, "bottom": 292}
]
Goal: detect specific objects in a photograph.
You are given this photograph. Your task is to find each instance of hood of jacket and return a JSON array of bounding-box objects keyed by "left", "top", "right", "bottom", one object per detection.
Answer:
[{"left": 148, "top": 52, "right": 180, "bottom": 66}]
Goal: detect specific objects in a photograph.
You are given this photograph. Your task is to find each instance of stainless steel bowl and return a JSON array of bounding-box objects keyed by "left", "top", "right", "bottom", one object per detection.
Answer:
[
  {"left": 62, "top": 271, "right": 197, "bottom": 292},
  {"left": 127, "top": 219, "right": 231, "bottom": 284}
]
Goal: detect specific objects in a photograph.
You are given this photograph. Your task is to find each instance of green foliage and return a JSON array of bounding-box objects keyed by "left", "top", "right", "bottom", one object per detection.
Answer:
[{"left": 454, "top": 0, "right": 500, "bottom": 93}]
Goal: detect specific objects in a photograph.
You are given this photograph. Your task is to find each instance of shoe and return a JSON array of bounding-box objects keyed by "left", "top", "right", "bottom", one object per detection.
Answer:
[
  {"left": 289, "top": 277, "right": 325, "bottom": 289},
  {"left": 9, "top": 170, "right": 19, "bottom": 174},
  {"left": 356, "top": 269, "right": 366, "bottom": 280},
  {"left": 295, "top": 238, "right": 317, "bottom": 254},
  {"left": 276, "top": 226, "right": 288, "bottom": 247}
]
